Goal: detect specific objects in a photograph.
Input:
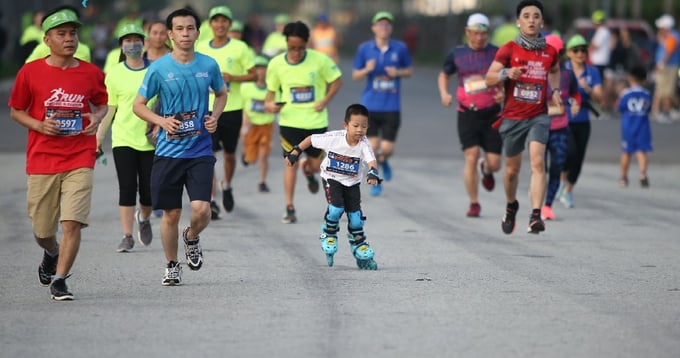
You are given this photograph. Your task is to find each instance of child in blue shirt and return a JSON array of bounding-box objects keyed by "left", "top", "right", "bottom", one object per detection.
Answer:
[{"left": 617, "top": 65, "right": 652, "bottom": 188}]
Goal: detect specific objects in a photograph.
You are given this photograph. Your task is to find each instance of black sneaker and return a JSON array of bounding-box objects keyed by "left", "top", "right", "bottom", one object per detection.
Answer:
[
  {"left": 528, "top": 215, "right": 545, "bottom": 234},
  {"left": 222, "top": 186, "right": 234, "bottom": 212},
  {"left": 183, "top": 227, "right": 203, "bottom": 271},
  {"left": 501, "top": 201, "right": 518, "bottom": 235},
  {"left": 38, "top": 251, "right": 58, "bottom": 286},
  {"left": 258, "top": 182, "right": 270, "bottom": 193},
  {"left": 50, "top": 277, "right": 73, "bottom": 301},
  {"left": 210, "top": 200, "right": 221, "bottom": 220},
  {"left": 241, "top": 154, "right": 249, "bottom": 167}
]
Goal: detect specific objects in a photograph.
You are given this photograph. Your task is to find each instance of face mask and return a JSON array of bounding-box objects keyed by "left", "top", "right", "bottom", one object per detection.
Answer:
[{"left": 122, "top": 42, "right": 143, "bottom": 58}]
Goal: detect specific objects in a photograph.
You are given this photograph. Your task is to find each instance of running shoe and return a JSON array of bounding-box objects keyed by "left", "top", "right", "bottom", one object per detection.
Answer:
[
  {"left": 619, "top": 177, "right": 629, "bottom": 188},
  {"left": 222, "top": 185, "right": 234, "bottom": 212},
  {"left": 560, "top": 191, "right": 574, "bottom": 208},
  {"left": 183, "top": 227, "right": 203, "bottom": 271},
  {"left": 381, "top": 160, "right": 393, "bottom": 181},
  {"left": 116, "top": 236, "right": 134, "bottom": 253},
  {"left": 467, "top": 203, "right": 481, "bottom": 217},
  {"left": 370, "top": 183, "right": 383, "bottom": 196},
  {"left": 281, "top": 205, "right": 297, "bottom": 224},
  {"left": 50, "top": 277, "right": 73, "bottom": 301},
  {"left": 162, "top": 261, "right": 182, "bottom": 286},
  {"left": 258, "top": 182, "right": 270, "bottom": 193},
  {"left": 480, "top": 160, "right": 495, "bottom": 191},
  {"left": 300, "top": 158, "right": 319, "bottom": 194},
  {"left": 136, "top": 209, "right": 152, "bottom": 246},
  {"left": 640, "top": 177, "right": 650, "bottom": 188},
  {"left": 540, "top": 205, "right": 555, "bottom": 220},
  {"left": 210, "top": 200, "right": 221, "bottom": 220},
  {"left": 501, "top": 201, "right": 518, "bottom": 234},
  {"left": 528, "top": 214, "right": 546, "bottom": 234},
  {"left": 38, "top": 251, "right": 58, "bottom": 286},
  {"left": 241, "top": 153, "right": 249, "bottom": 167}
]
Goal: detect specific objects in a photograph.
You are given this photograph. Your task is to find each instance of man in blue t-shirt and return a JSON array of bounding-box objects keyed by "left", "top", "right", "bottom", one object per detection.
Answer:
[
  {"left": 133, "top": 8, "right": 227, "bottom": 286},
  {"left": 352, "top": 11, "right": 413, "bottom": 196}
]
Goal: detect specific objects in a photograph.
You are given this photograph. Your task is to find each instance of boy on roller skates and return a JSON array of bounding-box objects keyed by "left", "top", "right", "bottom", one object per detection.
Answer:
[{"left": 284, "top": 103, "right": 381, "bottom": 269}]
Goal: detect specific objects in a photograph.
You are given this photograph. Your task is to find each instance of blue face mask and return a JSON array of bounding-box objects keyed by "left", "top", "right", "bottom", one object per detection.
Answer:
[{"left": 122, "top": 42, "right": 143, "bottom": 59}]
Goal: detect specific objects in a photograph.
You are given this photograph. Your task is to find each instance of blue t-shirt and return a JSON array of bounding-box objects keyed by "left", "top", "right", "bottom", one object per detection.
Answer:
[
  {"left": 352, "top": 39, "right": 413, "bottom": 112},
  {"left": 565, "top": 62, "right": 601, "bottom": 123},
  {"left": 617, "top": 84, "right": 652, "bottom": 153},
  {"left": 139, "top": 53, "right": 224, "bottom": 158},
  {"left": 655, "top": 30, "right": 680, "bottom": 67}
]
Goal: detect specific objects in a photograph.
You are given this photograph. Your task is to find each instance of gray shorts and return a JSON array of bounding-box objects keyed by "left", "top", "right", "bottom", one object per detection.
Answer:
[{"left": 499, "top": 114, "right": 550, "bottom": 157}]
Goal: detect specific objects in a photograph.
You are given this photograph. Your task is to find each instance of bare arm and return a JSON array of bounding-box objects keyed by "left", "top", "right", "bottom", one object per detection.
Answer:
[
  {"left": 315, "top": 77, "right": 343, "bottom": 112},
  {"left": 264, "top": 90, "right": 283, "bottom": 113},
  {"left": 10, "top": 108, "right": 53, "bottom": 134},
  {"left": 548, "top": 62, "right": 562, "bottom": 106},
  {"left": 352, "top": 59, "right": 376, "bottom": 81},
  {"left": 437, "top": 72, "right": 453, "bottom": 107},
  {"left": 284, "top": 135, "right": 313, "bottom": 166}
]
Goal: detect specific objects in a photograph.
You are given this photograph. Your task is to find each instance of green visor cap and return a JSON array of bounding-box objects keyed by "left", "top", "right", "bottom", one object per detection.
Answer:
[
  {"left": 275, "top": 14, "right": 290, "bottom": 24},
  {"left": 117, "top": 23, "right": 145, "bottom": 40},
  {"left": 209, "top": 6, "right": 233, "bottom": 20},
  {"left": 566, "top": 34, "right": 587, "bottom": 50},
  {"left": 372, "top": 11, "right": 394, "bottom": 24},
  {"left": 42, "top": 9, "right": 82, "bottom": 32},
  {"left": 230, "top": 20, "right": 244, "bottom": 32},
  {"left": 254, "top": 55, "right": 269, "bottom": 67}
]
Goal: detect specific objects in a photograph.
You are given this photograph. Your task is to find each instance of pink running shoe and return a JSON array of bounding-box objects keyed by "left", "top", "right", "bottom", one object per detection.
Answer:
[
  {"left": 480, "top": 160, "right": 495, "bottom": 192},
  {"left": 467, "top": 203, "right": 481, "bottom": 217},
  {"left": 541, "top": 205, "right": 555, "bottom": 220}
]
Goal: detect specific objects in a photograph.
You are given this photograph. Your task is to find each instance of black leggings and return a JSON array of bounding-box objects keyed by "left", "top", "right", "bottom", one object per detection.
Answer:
[
  {"left": 564, "top": 122, "right": 591, "bottom": 185},
  {"left": 113, "top": 147, "right": 154, "bottom": 207}
]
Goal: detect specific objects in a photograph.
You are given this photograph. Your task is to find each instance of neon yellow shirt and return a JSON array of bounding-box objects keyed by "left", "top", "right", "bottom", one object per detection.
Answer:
[
  {"left": 196, "top": 38, "right": 254, "bottom": 111},
  {"left": 262, "top": 32, "right": 287, "bottom": 57},
  {"left": 241, "top": 82, "right": 275, "bottom": 125},
  {"left": 197, "top": 21, "right": 213, "bottom": 45},
  {"left": 103, "top": 47, "right": 121, "bottom": 74},
  {"left": 25, "top": 41, "right": 92, "bottom": 63},
  {"left": 20, "top": 25, "right": 43, "bottom": 45},
  {"left": 266, "top": 49, "right": 342, "bottom": 129},
  {"left": 105, "top": 62, "right": 155, "bottom": 151}
]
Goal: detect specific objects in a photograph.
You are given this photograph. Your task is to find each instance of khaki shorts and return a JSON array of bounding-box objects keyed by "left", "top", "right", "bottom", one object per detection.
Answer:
[
  {"left": 243, "top": 123, "right": 274, "bottom": 164},
  {"left": 655, "top": 66, "right": 678, "bottom": 98},
  {"left": 27, "top": 168, "right": 94, "bottom": 238}
]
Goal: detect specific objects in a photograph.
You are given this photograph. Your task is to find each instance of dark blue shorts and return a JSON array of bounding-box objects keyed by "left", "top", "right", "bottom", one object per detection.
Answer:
[{"left": 150, "top": 156, "right": 216, "bottom": 210}]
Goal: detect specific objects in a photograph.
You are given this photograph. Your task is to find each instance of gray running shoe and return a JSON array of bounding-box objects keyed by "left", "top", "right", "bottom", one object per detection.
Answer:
[
  {"left": 183, "top": 227, "right": 203, "bottom": 270},
  {"left": 162, "top": 261, "right": 182, "bottom": 286},
  {"left": 117, "top": 236, "right": 134, "bottom": 253},
  {"left": 135, "top": 209, "right": 152, "bottom": 246}
]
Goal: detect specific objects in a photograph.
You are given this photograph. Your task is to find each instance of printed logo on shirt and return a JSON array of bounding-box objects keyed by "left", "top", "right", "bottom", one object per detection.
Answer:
[
  {"left": 195, "top": 72, "right": 209, "bottom": 78},
  {"left": 44, "top": 88, "right": 85, "bottom": 108},
  {"left": 626, "top": 97, "right": 650, "bottom": 114}
]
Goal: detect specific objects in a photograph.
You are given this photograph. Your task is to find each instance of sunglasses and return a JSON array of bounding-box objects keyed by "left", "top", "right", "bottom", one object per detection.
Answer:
[{"left": 571, "top": 47, "right": 587, "bottom": 53}]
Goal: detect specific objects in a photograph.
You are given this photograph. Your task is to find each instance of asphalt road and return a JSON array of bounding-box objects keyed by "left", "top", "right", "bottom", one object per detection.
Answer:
[{"left": 1, "top": 59, "right": 679, "bottom": 358}]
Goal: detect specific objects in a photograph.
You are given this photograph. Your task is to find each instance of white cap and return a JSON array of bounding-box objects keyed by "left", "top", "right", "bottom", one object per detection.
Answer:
[
  {"left": 655, "top": 14, "right": 675, "bottom": 29},
  {"left": 467, "top": 13, "right": 490, "bottom": 30}
]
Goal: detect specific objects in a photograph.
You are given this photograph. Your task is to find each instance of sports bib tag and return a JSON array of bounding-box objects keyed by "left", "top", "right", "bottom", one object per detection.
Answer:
[
  {"left": 463, "top": 76, "right": 487, "bottom": 94},
  {"left": 513, "top": 82, "right": 542, "bottom": 103},
  {"left": 250, "top": 99, "right": 266, "bottom": 113},
  {"left": 372, "top": 76, "right": 396, "bottom": 92},
  {"left": 46, "top": 109, "right": 82, "bottom": 136},
  {"left": 290, "top": 86, "right": 315, "bottom": 103},
  {"left": 326, "top": 151, "right": 360, "bottom": 176},
  {"left": 166, "top": 110, "right": 200, "bottom": 140}
]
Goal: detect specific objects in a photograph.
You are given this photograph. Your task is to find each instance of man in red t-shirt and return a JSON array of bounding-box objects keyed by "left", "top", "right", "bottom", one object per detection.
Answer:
[
  {"left": 8, "top": 6, "right": 108, "bottom": 301},
  {"left": 485, "top": 0, "right": 561, "bottom": 235}
]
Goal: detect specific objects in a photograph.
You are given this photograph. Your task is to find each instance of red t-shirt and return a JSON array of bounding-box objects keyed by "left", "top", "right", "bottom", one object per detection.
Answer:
[
  {"left": 9, "top": 59, "right": 108, "bottom": 174},
  {"left": 494, "top": 42, "right": 559, "bottom": 120}
]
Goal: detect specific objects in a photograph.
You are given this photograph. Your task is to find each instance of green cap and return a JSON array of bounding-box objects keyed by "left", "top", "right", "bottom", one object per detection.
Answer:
[
  {"left": 230, "top": 20, "right": 244, "bottom": 32},
  {"left": 566, "top": 34, "right": 588, "bottom": 50},
  {"left": 254, "top": 55, "right": 269, "bottom": 67},
  {"left": 591, "top": 10, "right": 606, "bottom": 24},
  {"left": 116, "top": 23, "right": 145, "bottom": 40},
  {"left": 275, "top": 14, "right": 290, "bottom": 25},
  {"left": 42, "top": 9, "right": 82, "bottom": 32},
  {"left": 209, "top": 6, "right": 233, "bottom": 21},
  {"left": 372, "top": 11, "right": 394, "bottom": 24}
]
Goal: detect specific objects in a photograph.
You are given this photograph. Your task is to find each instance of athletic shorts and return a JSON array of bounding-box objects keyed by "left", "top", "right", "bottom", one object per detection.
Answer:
[
  {"left": 457, "top": 104, "right": 502, "bottom": 153},
  {"left": 499, "top": 114, "right": 550, "bottom": 157},
  {"left": 654, "top": 66, "right": 678, "bottom": 98},
  {"left": 621, "top": 124, "right": 653, "bottom": 153},
  {"left": 150, "top": 156, "right": 216, "bottom": 210},
  {"left": 322, "top": 178, "right": 362, "bottom": 213},
  {"left": 367, "top": 111, "right": 401, "bottom": 142},
  {"left": 27, "top": 167, "right": 93, "bottom": 237},
  {"left": 243, "top": 123, "right": 274, "bottom": 164},
  {"left": 279, "top": 126, "right": 326, "bottom": 158},
  {"left": 211, "top": 110, "right": 243, "bottom": 153}
]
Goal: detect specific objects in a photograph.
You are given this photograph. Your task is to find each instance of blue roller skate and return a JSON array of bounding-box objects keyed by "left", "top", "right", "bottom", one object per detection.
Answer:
[
  {"left": 320, "top": 233, "right": 338, "bottom": 267},
  {"left": 348, "top": 234, "right": 377, "bottom": 270}
]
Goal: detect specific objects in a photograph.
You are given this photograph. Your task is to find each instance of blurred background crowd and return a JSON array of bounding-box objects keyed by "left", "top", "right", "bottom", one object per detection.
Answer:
[{"left": 0, "top": 0, "right": 678, "bottom": 120}]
